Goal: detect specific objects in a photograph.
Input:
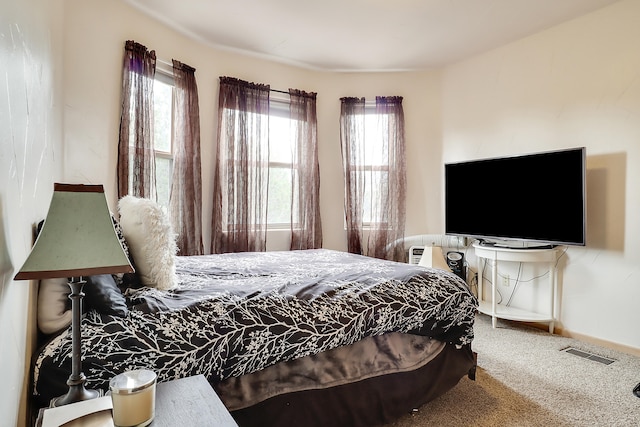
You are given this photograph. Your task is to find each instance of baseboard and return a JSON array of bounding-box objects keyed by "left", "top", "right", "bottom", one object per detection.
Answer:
[{"left": 520, "top": 321, "right": 640, "bottom": 358}]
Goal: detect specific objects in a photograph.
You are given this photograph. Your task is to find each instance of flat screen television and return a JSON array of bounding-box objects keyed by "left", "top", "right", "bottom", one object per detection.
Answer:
[{"left": 445, "top": 147, "right": 586, "bottom": 248}]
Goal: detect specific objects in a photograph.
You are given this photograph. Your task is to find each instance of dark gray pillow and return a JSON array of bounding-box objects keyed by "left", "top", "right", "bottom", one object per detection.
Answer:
[
  {"left": 84, "top": 274, "right": 128, "bottom": 317},
  {"left": 111, "top": 213, "right": 143, "bottom": 289}
]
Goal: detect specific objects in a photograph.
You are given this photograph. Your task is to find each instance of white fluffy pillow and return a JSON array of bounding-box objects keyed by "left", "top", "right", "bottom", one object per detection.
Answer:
[
  {"left": 118, "top": 196, "right": 177, "bottom": 290},
  {"left": 38, "top": 278, "right": 72, "bottom": 334}
]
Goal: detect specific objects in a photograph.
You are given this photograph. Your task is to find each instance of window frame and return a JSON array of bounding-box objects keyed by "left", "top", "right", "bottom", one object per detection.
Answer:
[
  {"left": 267, "top": 94, "right": 299, "bottom": 230},
  {"left": 220, "top": 93, "right": 302, "bottom": 230},
  {"left": 152, "top": 68, "right": 175, "bottom": 210},
  {"left": 354, "top": 102, "right": 392, "bottom": 229}
]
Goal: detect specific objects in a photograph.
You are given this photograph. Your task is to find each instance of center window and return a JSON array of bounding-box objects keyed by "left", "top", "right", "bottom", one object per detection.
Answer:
[
  {"left": 360, "top": 105, "right": 390, "bottom": 226},
  {"left": 267, "top": 97, "right": 298, "bottom": 227},
  {"left": 220, "top": 95, "right": 301, "bottom": 228}
]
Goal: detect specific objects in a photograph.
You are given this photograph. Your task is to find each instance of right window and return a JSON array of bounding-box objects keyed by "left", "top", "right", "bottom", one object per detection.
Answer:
[{"left": 339, "top": 96, "right": 406, "bottom": 261}]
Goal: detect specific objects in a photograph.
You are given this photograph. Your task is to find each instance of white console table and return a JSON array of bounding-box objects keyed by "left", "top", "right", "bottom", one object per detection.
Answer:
[{"left": 473, "top": 242, "right": 558, "bottom": 333}]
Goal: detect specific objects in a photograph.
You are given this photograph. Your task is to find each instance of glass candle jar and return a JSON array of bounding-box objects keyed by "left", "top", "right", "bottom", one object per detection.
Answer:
[{"left": 109, "top": 370, "right": 157, "bottom": 427}]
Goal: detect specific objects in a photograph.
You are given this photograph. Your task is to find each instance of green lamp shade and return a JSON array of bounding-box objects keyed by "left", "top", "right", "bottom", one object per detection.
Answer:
[{"left": 14, "top": 183, "right": 134, "bottom": 280}]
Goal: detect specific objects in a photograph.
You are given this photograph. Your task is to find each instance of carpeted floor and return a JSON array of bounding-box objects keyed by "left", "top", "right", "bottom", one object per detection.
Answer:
[{"left": 388, "top": 314, "right": 640, "bottom": 426}]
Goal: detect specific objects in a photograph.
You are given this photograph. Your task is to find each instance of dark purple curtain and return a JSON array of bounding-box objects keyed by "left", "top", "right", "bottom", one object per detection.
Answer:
[
  {"left": 117, "top": 40, "right": 156, "bottom": 199},
  {"left": 211, "top": 77, "right": 270, "bottom": 253},
  {"left": 289, "top": 89, "right": 322, "bottom": 250},
  {"left": 369, "top": 96, "right": 406, "bottom": 261},
  {"left": 169, "top": 60, "right": 203, "bottom": 256},
  {"left": 339, "top": 97, "right": 366, "bottom": 255}
]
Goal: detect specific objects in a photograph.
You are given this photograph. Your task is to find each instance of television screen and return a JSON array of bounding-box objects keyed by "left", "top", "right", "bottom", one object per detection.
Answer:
[{"left": 445, "top": 147, "right": 586, "bottom": 247}]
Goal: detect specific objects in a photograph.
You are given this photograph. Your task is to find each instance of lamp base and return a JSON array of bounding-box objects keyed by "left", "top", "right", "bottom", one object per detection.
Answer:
[
  {"left": 50, "top": 279, "right": 102, "bottom": 407},
  {"left": 51, "top": 384, "right": 102, "bottom": 407}
]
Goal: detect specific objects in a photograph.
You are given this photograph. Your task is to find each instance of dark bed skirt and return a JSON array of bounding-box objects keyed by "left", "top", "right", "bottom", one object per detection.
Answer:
[{"left": 228, "top": 343, "right": 476, "bottom": 427}]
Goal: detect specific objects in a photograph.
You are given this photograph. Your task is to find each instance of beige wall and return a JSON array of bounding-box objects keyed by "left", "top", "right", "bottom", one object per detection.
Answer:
[
  {"left": 61, "top": 0, "right": 443, "bottom": 253},
  {"left": 0, "top": 0, "right": 65, "bottom": 425},
  {"left": 442, "top": 0, "right": 640, "bottom": 349}
]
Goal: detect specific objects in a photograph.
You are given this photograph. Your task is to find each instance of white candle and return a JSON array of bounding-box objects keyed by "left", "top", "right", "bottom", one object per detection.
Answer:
[{"left": 109, "top": 370, "right": 157, "bottom": 427}]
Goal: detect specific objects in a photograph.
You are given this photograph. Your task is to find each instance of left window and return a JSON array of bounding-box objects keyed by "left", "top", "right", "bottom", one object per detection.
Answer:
[{"left": 152, "top": 72, "right": 174, "bottom": 209}]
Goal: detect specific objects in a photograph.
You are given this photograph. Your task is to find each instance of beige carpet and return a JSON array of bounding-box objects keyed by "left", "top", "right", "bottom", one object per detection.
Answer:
[{"left": 388, "top": 314, "right": 640, "bottom": 426}]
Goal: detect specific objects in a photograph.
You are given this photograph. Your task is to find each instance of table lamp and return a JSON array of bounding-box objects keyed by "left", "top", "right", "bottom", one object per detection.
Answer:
[{"left": 14, "top": 183, "right": 134, "bottom": 407}]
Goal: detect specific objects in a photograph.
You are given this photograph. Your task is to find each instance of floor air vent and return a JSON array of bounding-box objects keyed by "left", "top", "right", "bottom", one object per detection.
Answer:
[{"left": 562, "top": 347, "right": 616, "bottom": 365}]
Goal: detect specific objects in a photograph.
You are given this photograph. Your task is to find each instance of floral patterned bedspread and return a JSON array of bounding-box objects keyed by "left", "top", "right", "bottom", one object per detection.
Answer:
[{"left": 32, "top": 249, "right": 477, "bottom": 405}]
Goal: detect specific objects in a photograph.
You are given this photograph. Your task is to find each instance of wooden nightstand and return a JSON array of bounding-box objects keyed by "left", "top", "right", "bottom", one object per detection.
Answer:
[
  {"left": 154, "top": 374, "right": 237, "bottom": 426},
  {"left": 36, "top": 375, "right": 237, "bottom": 427}
]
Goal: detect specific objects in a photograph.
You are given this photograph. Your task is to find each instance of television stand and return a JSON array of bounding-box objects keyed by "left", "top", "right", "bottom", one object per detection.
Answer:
[
  {"left": 477, "top": 239, "right": 556, "bottom": 250},
  {"left": 473, "top": 242, "right": 558, "bottom": 333}
]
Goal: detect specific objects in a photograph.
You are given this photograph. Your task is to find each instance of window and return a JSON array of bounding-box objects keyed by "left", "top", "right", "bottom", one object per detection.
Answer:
[
  {"left": 267, "top": 96, "right": 298, "bottom": 227},
  {"left": 359, "top": 104, "right": 390, "bottom": 226},
  {"left": 213, "top": 77, "right": 321, "bottom": 253},
  {"left": 220, "top": 96, "right": 300, "bottom": 228},
  {"left": 152, "top": 72, "right": 174, "bottom": 209}
]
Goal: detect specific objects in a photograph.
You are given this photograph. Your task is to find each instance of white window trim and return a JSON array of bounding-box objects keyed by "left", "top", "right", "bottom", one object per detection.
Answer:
[{"left": 152, "top": 67, "right": 175, "bottom": 209}]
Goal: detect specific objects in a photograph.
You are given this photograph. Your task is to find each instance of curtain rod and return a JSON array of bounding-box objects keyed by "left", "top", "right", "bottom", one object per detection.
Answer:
[{"left": 156, "top": 64, "right": 288, "bottom": 93}]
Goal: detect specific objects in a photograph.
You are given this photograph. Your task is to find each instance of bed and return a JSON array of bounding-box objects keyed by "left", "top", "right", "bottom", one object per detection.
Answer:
[{"left": 31, "top": 199, "right": 478, "bottom": 427}]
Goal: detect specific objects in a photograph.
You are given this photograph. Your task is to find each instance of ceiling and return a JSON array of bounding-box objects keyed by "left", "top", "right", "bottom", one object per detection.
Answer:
[{"left": 123, "top": 0, "right": 621, "bottom": 72}]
